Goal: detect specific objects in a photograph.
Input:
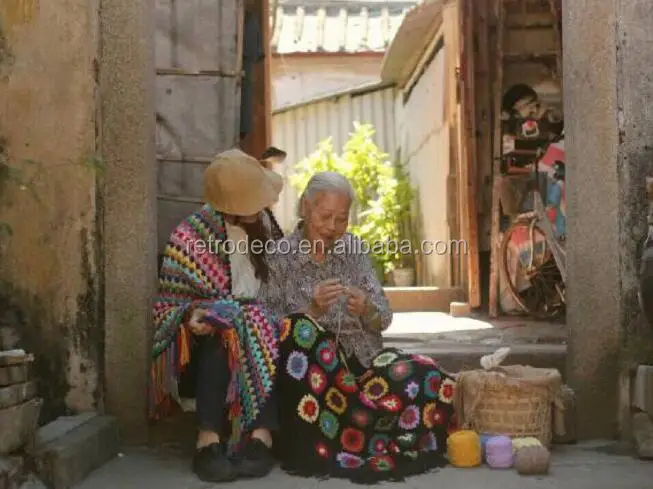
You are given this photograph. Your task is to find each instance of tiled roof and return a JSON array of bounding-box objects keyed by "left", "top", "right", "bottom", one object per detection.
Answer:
[{"left": 271, "top": 0, "right": 419, "bottom": 55}]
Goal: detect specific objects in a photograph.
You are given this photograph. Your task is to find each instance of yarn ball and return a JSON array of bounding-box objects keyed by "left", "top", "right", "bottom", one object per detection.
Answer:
[
  {"left": 485, "top": 435, "right": 514, "bottom": 469},
  {"left": 447, "top": 430, "right": 482, "bottom": 468},
  {"left": 514, "top": 445, "right": 551, "bottom": 475},
  {"left": 479, "top": 434, "right": 493, "bottom": 461},
  {"left": 512, "top": 436, "right": 542, "bottom": 453}
]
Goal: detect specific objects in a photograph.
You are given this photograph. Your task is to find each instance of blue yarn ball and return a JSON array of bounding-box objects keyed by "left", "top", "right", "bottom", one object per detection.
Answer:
[{"left": 480, "top": 434, "right": 493, "bottom": 461}]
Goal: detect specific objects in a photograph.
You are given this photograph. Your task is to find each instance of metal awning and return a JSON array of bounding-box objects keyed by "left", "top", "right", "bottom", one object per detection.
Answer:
[{"left": 380, "top": 0, "right": 446, "bottom": 88}]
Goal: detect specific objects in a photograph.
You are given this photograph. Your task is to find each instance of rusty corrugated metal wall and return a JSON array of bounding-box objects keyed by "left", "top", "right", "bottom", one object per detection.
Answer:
[
  {"left": 271, "top": 83, "right": 397, "bottom": 232},
  {"left": 154, "top": 0, "right": 243, "bottom": 250}
]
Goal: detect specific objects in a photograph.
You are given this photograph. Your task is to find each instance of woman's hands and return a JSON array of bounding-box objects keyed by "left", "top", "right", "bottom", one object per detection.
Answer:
[
  {"left": 346, "top": 286, "right": 368, "bottom": 317},
  {"left": 309, "top": 279, "right": 346, "bottom": 317},
  {"left": 188, "top": 308, "right": 213, "bottom": 335},
  {"left": 308, "top": 280, "right": 372, "bottom": 319}
]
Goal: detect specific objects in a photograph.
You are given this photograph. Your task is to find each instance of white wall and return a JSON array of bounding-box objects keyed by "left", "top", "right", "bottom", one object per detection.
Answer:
[
  {"left": 395, "top": 41, "right": 451, "bottom": 286},
  {"left": 271, "top": 55, "right": 384, "bottom": 110}
]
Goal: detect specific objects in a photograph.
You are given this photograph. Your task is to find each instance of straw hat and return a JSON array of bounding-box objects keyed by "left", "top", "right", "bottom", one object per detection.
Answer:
[{"left": 204, "top": 148, "right": 284, "bottom": 216}]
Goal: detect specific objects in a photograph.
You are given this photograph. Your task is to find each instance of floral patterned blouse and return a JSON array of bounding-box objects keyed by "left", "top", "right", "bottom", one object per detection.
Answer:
[{"left": 260, "top": 224, "right": 393, "bottom": 367}]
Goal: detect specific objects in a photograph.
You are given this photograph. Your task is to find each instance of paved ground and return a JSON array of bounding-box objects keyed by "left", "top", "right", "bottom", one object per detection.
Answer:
[
  {"left": 384, "top": 312, "right": 566, "bottom": 344},
  {"left": 74, "top": 441, "right": 653, "bottom": 489}
]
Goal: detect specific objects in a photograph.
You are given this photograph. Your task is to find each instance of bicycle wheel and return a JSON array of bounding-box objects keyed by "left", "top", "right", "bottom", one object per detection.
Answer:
[{"left": 499, "top": 218, "right": 565, "bottom": 319}]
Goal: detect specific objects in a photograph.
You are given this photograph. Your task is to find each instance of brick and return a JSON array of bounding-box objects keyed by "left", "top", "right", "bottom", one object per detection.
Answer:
[
  {"left": 32, "top": 414, "right": 119, "bottom": 489},
  {"left": 0, "top": 364, "right": 32, "bottom": 388},
  {"left": 0, "top": 382, "right": 37, "bottom": 410},
  {"left": 632, "top": 365, "right": 653, "bottom": 417},
  {"left": 0, "top": 398, "right": 42, "bottom": 455},
  {"left": 0, "top": 352, "right": 32, "bottom": 368}
]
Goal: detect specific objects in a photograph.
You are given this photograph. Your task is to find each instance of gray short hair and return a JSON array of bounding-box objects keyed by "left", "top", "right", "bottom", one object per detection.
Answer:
[{"left": 297, "top": 171, "right": 355, "bottom": 217}]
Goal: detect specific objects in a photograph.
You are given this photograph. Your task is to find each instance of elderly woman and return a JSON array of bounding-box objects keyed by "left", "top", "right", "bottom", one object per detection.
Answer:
[
  {"left": 261, "top": 172, "right": 458, "bottom": 483},
  {"left": 149, "top": 149, "right": 282, "bottom": 483}
]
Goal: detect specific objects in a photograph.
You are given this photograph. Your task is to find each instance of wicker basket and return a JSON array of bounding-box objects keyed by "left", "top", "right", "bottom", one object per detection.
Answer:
[{"left": 455, "top": 365, "right": 565, "bottom": 446}]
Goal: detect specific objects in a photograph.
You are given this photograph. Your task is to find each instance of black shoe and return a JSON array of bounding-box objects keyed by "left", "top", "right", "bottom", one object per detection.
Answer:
[
  {"left": 233, "top": 438, "right": 276, "bottom": 478},
  {"left": 193, "top": 443, "right": 237, "bottom": 482}
]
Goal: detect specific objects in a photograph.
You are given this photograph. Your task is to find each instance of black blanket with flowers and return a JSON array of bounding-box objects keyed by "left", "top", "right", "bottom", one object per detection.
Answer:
[{"left": 276, "top": 313, "right": 458, "bottom": 484}]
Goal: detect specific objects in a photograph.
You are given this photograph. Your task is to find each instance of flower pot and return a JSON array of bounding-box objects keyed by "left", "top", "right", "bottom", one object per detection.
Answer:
[{"left": 392, "top": 267, "right": 415, "bottom": 287}]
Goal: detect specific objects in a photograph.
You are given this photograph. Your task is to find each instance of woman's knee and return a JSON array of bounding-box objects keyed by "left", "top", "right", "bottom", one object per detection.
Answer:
[{"left": 197, "top": 334, "right": 229, "bottom": 373}]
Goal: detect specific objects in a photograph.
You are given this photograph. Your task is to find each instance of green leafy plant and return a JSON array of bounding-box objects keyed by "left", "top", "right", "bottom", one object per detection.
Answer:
[{"left": 290, "top": 122, "right": 416, "bottom": 281}]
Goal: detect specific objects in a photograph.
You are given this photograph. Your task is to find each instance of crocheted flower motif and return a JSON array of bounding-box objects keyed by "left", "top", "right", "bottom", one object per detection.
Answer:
[
  {"left": 316, "top": 340, "right": 338, "bottom": 372},
  {"left": 412, "top": 354, "right": 436, "bottom": 366},
  {"left": 357, "top": 368, "right": 375, "bottom": 384},
  {"left": 297, "top": 394, "right": 319, "bottom": 423},
  {"left": 319, "top": 410, "right": 340, "bottom": 439},
  {"left": 351, "top": 409, "right": 372, "bottom": 428},
  {"left": 335, "top": 369, "right": 358, "bottom": 393},
  {"left": 404, "top": 380, "right": 419, "bottom": 400},
  {"left": 286, "top": 351, "right": 308, "bottom": 380},
  {"left": 293, "top": 318, "right": 317, "bottom": 349},
  {"left": 368, "top": 434, "right": 390, "bottom": 455},
  {"left": 419, "top": 432, "right": 437, "bottom": 451},
  {"left": 325, "top": 387, "right": 348, "bottom": 415},
  {"left": 279, "top": 317, "right": 292, "bottom": 342},
  {"left": 308, "top": 365, "right": 327, "bottom": 395},
  {"left": 388, "top": 360, "right": 413, "bottom": 382},
  {"left": 340, "top": 427, "right": 365, "bottom": 453},
  {"left": 424, "top": 370, "right": 442, "bottom": 399},
  {"left": 388, "top": 441, "right": 400, "bottom": 454},
  {"left": 423, "top": 402, "right": 440, "bottom": 429},
  {"left": 398, "top": 405, "right": 420, "bottom": 430},
  {"left": 369, "top": 455, "right": 394, "bottom": 472},
  {"left": 396, "top": 432, "right": 416, "bottom": 448},
  {"left": 315, "top": 442, "right": 330, "bottom": 458},
  {"left": 439, "top": 378, "right": 456, "bottom": 404},
  {"left": 362, "top": 377, "right": 389, "bottom": 401},
  {"left": 374, "top": 415, "right": 396, "bottom": 432},
  {"left": 378, "top": 394, "right": 402, "bottom": 413},
  {"left": 404, "top": 450, "right": 419, "bottom": 459},
  {"left": 336, "top": 452, "right": 364, "bottom": 469},
  {"left": 358, "top": 391, "right": 377, "bottom": 409},
  {"left": 372, "top": 351, "right": 398, "bottom": 368}
]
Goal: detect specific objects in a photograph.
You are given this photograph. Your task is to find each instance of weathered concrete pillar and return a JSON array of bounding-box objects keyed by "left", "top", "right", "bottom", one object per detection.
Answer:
[
  {"left": 563, "top": 0, "right": 653, "bottom": 439},
  {"left": 99, "top": 0, "right": 156, "bottom": 443}
]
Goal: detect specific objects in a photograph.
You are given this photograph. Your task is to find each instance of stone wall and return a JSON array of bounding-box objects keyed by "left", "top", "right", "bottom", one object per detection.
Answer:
[
  {"left": 0, "top": 0, "right": 103, "bottom": 422},
  {"left": 0, "top": 0, "right": 156, "bottom": 443},
  {"left": 564, "top": 0, "right": 653, "bottom": 439}
]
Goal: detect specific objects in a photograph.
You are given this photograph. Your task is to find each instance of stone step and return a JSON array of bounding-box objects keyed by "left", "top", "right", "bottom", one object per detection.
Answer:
[
  {"left": 384, "top": 287, "right": 464, "bottom": 312},
  {"left": 31, "top": 413, "right": 120, "bottom": 489},
  {"left": 384, "top": 340, "right": 567, "bottom": 379}
]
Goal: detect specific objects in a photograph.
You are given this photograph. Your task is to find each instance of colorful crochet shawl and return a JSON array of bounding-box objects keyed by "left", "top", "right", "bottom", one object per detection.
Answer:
[{"left": 148, "top": 204, "right": 280, "bottom": 455}]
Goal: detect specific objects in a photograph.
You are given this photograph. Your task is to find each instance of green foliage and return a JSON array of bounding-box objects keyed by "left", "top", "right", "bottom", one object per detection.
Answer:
[{"left": 290, "top": 122, "right": 416, "bottom": 279}]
